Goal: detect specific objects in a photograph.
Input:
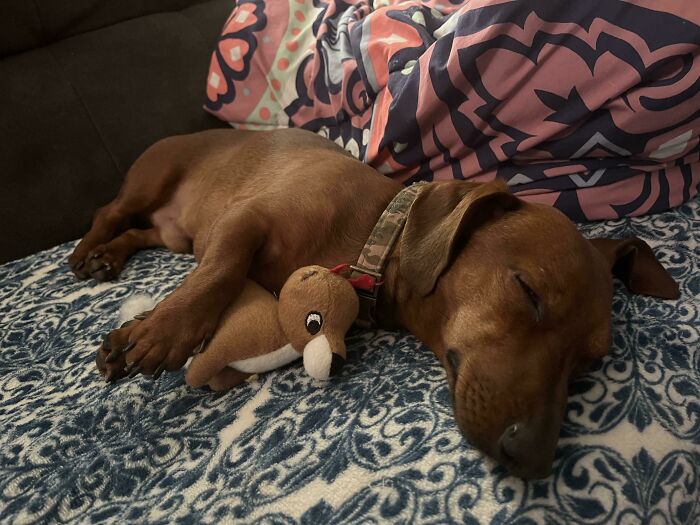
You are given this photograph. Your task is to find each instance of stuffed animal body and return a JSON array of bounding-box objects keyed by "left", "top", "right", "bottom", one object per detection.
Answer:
[
  {"left": 184, "top": 279, "right": 298, "bottom": 390},
  {"left": 181, "top": 265, "right": 359, "bottom": 390}
]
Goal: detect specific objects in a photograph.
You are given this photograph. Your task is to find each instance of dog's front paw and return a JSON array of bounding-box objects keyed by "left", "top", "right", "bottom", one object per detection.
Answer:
[
  {"left": 123, "top": 305, "right": 214, "bottom": 378},
  {"left": 70, "top": 245, "right": 123, "bottom": 282},
  {"left": 96, "top": 319, "right": 142, "bottom": 382},
  {"left": 69, "top": 251, "right": 91, "bottom": 280},
  {"left": 85, "top": 247, "right": 122, "bottom": 282}
]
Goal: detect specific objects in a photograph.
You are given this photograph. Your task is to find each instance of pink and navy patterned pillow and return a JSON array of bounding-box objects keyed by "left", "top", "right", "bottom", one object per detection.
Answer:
[{"left": 204, "top": 0, "right": 700, "bottom": 221}]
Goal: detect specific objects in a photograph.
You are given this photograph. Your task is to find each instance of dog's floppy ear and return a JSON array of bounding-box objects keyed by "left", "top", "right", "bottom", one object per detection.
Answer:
[
  {"left": 588, "top": 237, "right": 679, "bottom": 299},
  {"left": 400, "top": 180, "right": 520, "bottom": 296}
]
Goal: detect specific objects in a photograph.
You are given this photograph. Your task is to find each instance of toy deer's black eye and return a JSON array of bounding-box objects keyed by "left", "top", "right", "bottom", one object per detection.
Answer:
[{"left": 305, "top": 312, "right": 323, "bottom": 335}]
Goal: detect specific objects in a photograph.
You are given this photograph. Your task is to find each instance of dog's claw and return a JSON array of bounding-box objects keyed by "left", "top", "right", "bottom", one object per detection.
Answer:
[
  {"left": 128, "top": 365, "right": 142, "bottom": 378},
  {"left": 196, "top": 336, "right": 209, "bottom": 355},
  {"left": 134, "top": 313, "right": 147, "bottom": 321},
  {"left": 105, "top": 349, "right": 121, "bottom": 364},
  {"left": 121, "top": 341, "right": 136, "bottom": 354},
  {"left": 90, "top": 252, "right": 102, "bottom": 260},
  {"left": 153, "top": 364, "right": 165, "bottom": 380},
  {"left": 104, "top": 369, "right": 114, "bottom": 383},
  {"left": 75, "top": 260, "right": 85, "bottom": 271}
]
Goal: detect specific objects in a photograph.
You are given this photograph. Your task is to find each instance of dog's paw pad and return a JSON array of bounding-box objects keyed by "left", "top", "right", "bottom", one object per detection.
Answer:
[
  {"left": 86, "top": 248, "right": 120, "bottom": 281},
  {"left": 68, "top": 255, "right": 90, "bottom": 279}
]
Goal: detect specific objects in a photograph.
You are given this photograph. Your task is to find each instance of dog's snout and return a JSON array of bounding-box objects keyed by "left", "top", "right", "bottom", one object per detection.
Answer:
[{"left": 498, "top": 423, "right": 554, "bottom": 480}]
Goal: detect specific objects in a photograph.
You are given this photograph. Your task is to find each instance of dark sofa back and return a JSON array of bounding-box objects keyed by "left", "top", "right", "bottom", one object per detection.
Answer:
[{"left": 0, "top": 0, "right": 230, "bottom": 263}]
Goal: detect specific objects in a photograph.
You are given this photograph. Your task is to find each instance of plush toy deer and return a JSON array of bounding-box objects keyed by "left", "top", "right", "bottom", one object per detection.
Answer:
[{"left": 183, "top": 265, "right": 360, "bottom": 390}]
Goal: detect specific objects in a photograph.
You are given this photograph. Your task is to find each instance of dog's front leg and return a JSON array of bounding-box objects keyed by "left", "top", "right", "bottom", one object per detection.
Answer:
[{"left": 100, "top": 206, "right": 268, "bottom": 380}]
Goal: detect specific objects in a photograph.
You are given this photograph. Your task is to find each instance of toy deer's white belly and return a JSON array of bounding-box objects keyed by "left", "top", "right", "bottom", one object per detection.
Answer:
[{"left": 228, "top": 343, "right": 300, "bottom": 373}]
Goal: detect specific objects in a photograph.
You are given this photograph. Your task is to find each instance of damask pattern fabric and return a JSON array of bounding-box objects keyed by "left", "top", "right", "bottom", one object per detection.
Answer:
[
  {"left": 1, "top": 199, "right": 698, "bottom": 523},
  {"left": 204, "top": 0, "right": 700, "bottom": 221}
]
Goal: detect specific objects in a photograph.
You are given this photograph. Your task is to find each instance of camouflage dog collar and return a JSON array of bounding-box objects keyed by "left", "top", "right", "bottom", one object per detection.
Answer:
[{"left": 350, "top": 181, "right": 427, "bottom": 327}]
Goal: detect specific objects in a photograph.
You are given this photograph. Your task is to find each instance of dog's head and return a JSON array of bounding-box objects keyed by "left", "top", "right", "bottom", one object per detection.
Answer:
[{"left": 396, "top": 180, "right": 679, "bottom": 479}]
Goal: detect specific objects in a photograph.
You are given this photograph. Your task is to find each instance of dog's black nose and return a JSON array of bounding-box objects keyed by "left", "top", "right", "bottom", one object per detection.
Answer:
[
  {"left": 498, "top": 423, "right": 554, "bottom": 479},
  {"left": 330, "top": 353, "right": 346, "bottom": 376}
]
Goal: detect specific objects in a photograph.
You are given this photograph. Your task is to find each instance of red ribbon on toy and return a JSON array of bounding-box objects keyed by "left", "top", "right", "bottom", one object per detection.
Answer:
[
  {"left": 329, "top": 263, "right": 378, "bottom": 291},
  {"left": 329, "top": 263, "right": 351, "bottom": 275}
]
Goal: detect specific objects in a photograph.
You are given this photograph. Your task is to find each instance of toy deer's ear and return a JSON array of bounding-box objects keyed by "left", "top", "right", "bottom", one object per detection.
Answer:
[
  {"left": 348, "top": 274, "right": 375, "bottom": 291},
  {"left": 329, "top": 263, "right": 351, "bottom": 276}
]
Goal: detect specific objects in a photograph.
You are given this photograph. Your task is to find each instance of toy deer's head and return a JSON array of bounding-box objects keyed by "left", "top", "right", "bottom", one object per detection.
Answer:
[{"left": 278, "top": 265, "right": 359, "bottom": 380}]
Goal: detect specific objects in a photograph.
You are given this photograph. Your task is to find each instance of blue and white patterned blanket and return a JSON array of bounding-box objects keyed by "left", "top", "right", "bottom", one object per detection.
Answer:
[{"left": 1, "top": 199, "right": 698, "bottom": 524}]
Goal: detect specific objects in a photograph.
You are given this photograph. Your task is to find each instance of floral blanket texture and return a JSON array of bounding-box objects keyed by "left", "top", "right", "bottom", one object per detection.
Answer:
[
  {"left": 205, "top": 0, "right": 700, "bottom": 221},
  {"left": 0, "top": 198, "right": 698, "bottom": 523}
]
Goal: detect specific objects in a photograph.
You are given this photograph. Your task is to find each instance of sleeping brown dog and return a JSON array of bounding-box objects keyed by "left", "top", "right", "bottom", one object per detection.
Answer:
[{"left": 70, "top": 128, "right": 679, "bottom": 479}]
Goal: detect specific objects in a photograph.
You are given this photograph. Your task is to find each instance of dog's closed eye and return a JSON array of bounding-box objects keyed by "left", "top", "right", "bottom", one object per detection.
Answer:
[{"left": 514, "top": 273, "right": 542, "bottom": 322}]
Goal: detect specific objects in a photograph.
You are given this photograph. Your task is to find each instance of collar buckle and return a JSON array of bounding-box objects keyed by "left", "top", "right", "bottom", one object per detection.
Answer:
[
  {"left": 349, "top": 265, "right": 381, "bottom": 328},
  {"left": 349, "top": 265, "right": 383, "bottom": 280},
  {"left": 354, "top": 288, "right": 379, "bottom": 328}
]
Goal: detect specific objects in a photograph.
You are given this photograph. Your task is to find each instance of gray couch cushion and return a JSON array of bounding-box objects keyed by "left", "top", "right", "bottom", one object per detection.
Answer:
[
  {"left": 0, "top": 0, "right": 230, "bottom": 263},
  {"left": 0, "top": 0, "right": 219, "bottom": 57}
]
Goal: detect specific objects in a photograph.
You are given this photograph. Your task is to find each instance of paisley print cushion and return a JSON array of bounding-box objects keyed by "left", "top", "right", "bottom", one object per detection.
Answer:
[
  {"left": 0, "top": 198, "right": 698, "bottom": 523},
  {"left": 204, "top": 0, "right": 700, "bottom": 221}
]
